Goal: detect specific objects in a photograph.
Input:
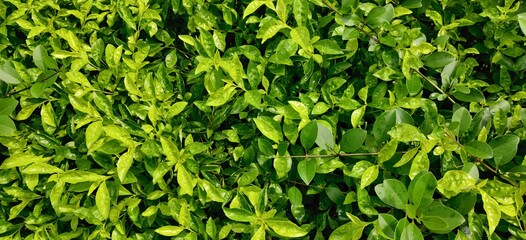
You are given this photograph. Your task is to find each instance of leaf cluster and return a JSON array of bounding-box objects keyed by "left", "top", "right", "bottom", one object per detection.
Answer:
[{"left": 1, "top": 0, "right": 526, "bottom": 239}]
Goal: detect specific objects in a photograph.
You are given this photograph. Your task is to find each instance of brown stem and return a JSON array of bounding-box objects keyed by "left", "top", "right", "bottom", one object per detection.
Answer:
[
  {"left": 412, "top": 69, "right": 456, "bottom": 104},
  {"left": 268, "top": 151, "right": 398, "bottom": 159},
  {"left": 288, "top": 180, "right": 325, "bottom": 189}
]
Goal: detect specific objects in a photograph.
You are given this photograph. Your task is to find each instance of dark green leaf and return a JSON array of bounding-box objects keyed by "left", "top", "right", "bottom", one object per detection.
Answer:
[
  {"left": 400, "top": 223, "right": 423, "bottom": 240},
  {"left": 489, "top": 134, "right": 519, "bottom": 166},
  {"left": 297, "top": 159, "right": 316, "bottom": 185},
  {"left": 423, "top": 52, "right": 456, "bottom": 68},
  {"left": 340, "top": 128, "right": 367, "bottom": 153},
  {"left": 374, "top": 179, "right": 408, "bottom": 209},
  {"left": 315, "top": 122, "right": 335, "bottom": 150},
  {"left": 463, "top": 141, "right": 493, "bottom": 159},
  {"left": 421, "top": 201, "right": 465, "bottom": 234},
  {"left": 0, "top": 115, "right": 16, "bottom": 136}
]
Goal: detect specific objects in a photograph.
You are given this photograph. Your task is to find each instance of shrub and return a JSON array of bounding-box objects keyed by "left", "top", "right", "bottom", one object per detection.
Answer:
[{"left": 1, "top": 0, "right": 526, "bottom": 239}]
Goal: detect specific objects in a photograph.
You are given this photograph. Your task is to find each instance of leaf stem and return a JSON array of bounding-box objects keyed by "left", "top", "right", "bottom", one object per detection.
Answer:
[
  {"left": 412, "top": 69, "right": 456, "bottom": 104},
  {"left": 268, "top": 152, "right": 388, "bottom": 159},
  {"left": 6, "top": 68, "right": 65, "bottom": 97}
]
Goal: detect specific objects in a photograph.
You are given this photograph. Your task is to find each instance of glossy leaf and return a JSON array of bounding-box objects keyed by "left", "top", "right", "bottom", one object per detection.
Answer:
[
  {"left": 315, "top": 122, "right": 335, "bottom": 150},
  {"left": 95, "top": 181, "right": 111, "bottom": 220},
  {"left": 421, "top": 201, "right": 465, "bottom": 234},
  {"left": 423, "top": 52, "right": 456, "bottom": 68},
  {"left": 265, "top": 218, "right": 308, "bottom": 237},
  {"left": 297, "top": 159, "right": 316, "bottom": 185},
  {"left": 437, "top": 170, "right": 476, "bottom": 198},
  {"left": 374, "top": 179, "right": 408, "bottom": 209},
  {"left": 340, "top": 128, "right": 367, "bottom": 153},
  {"left": 489, "top": 134, "right": 519, "bottom": 166},
  {"left": 300, "top": 120, "right": 318, "bottom": 149},
  {"left": 254, "top": 116, "right": 283, "bottom": 144},
  {"left": 463, "top": 141, "right": 493, "bottom": 159},
  {"left": 408, "top": 172, "right": 436, "bottom": 209},
  {"left": 361, "top": 165, "right": 379, "bottom": 189},
  {"left": 155, "top": 226, "right": 185, "bottom": 236},
  {"left": 223, "top": 208, "right": 256, "bottom": 222}
]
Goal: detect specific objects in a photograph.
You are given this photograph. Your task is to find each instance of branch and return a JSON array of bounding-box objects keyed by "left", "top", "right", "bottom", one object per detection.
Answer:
[
  {"left": 412, "top": 69, "right": 456, "bottom": 104},
  {"left": 268, "top": 152, "right": 392, "bottom": 159}
]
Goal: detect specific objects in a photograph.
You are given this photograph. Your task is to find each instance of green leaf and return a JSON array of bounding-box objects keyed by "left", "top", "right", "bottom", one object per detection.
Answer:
[
  {"left": 288, "top": 100, "right": 309, "bottom": 118},
  {"left": 408, "top": 172, "right": 436, "bottom": 209},
  {"left": 388, "top": 123, "right": 426, "bottom": 142},
  {"left": 290, "top": 27, "right": 311, "bottom": 50},
  {"left": 270, "top": 39, "right": 298, "bottom": 65},
  {"left": 155, "top": 226, "right": 185, "bottom": 236},
  {"left": 489, "top": 134, "right": 519, "bottom": 166},
  {"left": 366, "top": 4, "right": 394, "bottom": 26},
  {"left": 400, "top": 223, "right": 423, "bottom": 240},
  {"left": 251, "top": 225, "right": 266, "bottom": 240},
  {"left": 437, "top": 170, "right": 476, "bottom": 198},
  {"left": 463, "top": 141, "right": 493, "bottom": 159},
  {"left": 254, "top": 116, "right": 283, "bottom": 144},
  {"left": 480, "top": 190, "right": 500, "bottom": 235},
  {"left": 409, "top": 151, "right": 429, "bottom": 179},
  {"left": 206, "top": 85, "right": 236, "bottom": 106},
  {"left": 423, "top": 52, "right": 456, "bottom": 68},
  {"left": 0, "top": 64, "right": 21, "bottom": 84},
  {"left": 421, "top": 201, "right": 465, "bottom": 234},
  {"left": 95, "top": 181, "right": 111, "bottom": 220},
  {"left": 0, "top": 115, "right": 16, "bottom": 136},
  {"left": 377, "top": 140, "right": 398, "bottom": 163},
  {"left": 373, "top": 108, "right": 414, "bottom": 143},
  {"left": 447, "top": 192, "right": 477, "bottom": 218},
  {"left": 297, "top": 159, "right": 316, "bottom": 185},
  {"left": 33, "top": 45, "right": 49, "bottom": 69},
  {"left": 58, "top": 170, "right": 107, "bottom": 184},
  {"left": 244, "top": 0, "right": 271, "bottom": 18},
  {"left": 116, "top": 148, "right": 134, "bottom": 182},
  {"left": 315, "top": 122, "right": 335, "bottom": 150},
  {"left": 518, "top": 13, "right": 526, "bottom": 36},
  {"left": 0, "top": 153, "right": 52, "bottom": 169},
  {"left": 265, "top": 218, "right": 308, "bottom": 237},
  {"left": 313, "top": 39, "right": 343, "bottom": 55},
  {"left": 361, "top": 165, "right": 379, "bottom": 189},
  {"left": 376, "top": 214, "right": 398, "bottom": 239},
  {"left": 340, "top": 128, "right": 366, "bottom": 153},
  {"left": 394, "top": 148, "right": 418, "bottom": 167},
  {"left": 288, "top": 186, "right": 303, "bottom": 206},
  {"left": 374, "top": 67, "right": 398, "bottom": 81},
  {"left": 104, "top": 125, "right": 134, "bottom": 147},
  {"left": 0, "top": 98, "right": 18, "bottom": 116},
  {"left": 452, "top": 88, "right": 485, "bottom": 102},
  {"left": 274, "top": 154, "right": 292, "bottom": 179},
  {"left": 374, "top": 179, "right": 408, "bottom": 209},
  {"left": 329, "top": 221, "right": 368, "bottom": 240},
  {"left": 256, "top": 17, "right": 287, "bottom": 43},
  {"left": 293, "top": 0, "right": 309, "bottom": 27},
  {"left": 223, "top": 208, "right": 256, "bottom": 222},
  {"left": 299, "top": 124, "right": 319, "bottom": 147},
  {"left": 451, "top": 107, "right": 472, "bottom": 136},
  {"left": 357, "top": 187, "right": 378, "bottom": 215},
  {"left": 21, "top": 163, "right": 63, "bottom": 174}
]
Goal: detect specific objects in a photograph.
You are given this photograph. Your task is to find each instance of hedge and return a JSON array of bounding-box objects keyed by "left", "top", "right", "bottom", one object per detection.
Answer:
[{"left": 1, "top": 0, "right": 526, "bottom": 239}]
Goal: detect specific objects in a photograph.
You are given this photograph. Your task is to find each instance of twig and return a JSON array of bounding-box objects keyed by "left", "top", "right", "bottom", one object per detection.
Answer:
[
  {"left": 412, "top": 69, "right": 456, "bottom": 104},
  {"left": 444, "top": 131, "right": 502, "bottom": 177},
  {"left": 6, "top": 68, "right": 64, "bottom": 97},
  {"left": 288, "top": 180, "right": 325, "bottom": 189},
  {"left": 268, "top": 151, "right": 395, "bottom": 159}
]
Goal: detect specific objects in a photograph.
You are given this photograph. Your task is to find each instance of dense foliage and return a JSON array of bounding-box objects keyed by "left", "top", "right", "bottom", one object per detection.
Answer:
[{"left": 1, "top": 0, "right": 526, "bottom": 239}]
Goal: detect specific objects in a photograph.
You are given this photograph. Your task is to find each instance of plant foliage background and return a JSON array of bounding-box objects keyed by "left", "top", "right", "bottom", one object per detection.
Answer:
[{"left": 1, "top": 0, "right": 526, "bottom": 239}]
